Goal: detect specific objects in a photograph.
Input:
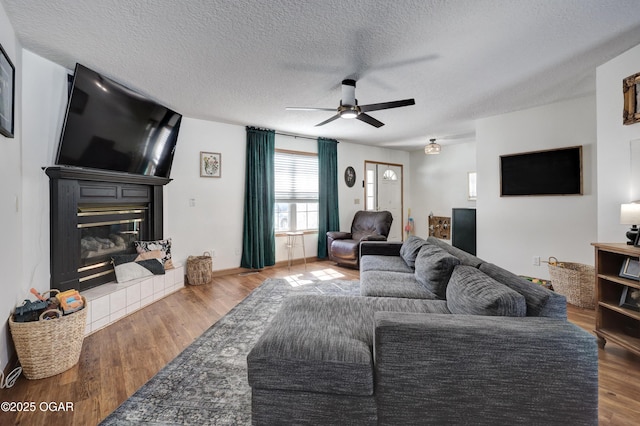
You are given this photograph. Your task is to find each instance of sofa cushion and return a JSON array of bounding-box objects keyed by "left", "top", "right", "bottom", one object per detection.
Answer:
[
  {"left": 360, "top": 255, "right": 414, "bottom": 273},
  {"left": 426, "top": 236, "right": 484, "bottom": 268},
  {"left": 399, "top": 236, "right": 426, "bottom": 268},
  {"left": 247, "top": 295, "right": 450, "bottom": 396},
  {"left": 414, "top": 244, "right": 461, "bottom": 299},
  {"left": 446, "top": 265, "right": 526, "bottom": 316},
  {"left": 360, "top": 270, "right": 440, "bottom": 299},
  {"left": 479, "top": 262, "right": 567, "bottom": 319}
]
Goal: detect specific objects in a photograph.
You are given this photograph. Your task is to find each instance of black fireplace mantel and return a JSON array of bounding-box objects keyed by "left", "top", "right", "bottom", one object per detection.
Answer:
[
  {"left": 45, "top": 166, "right": 171, "bottom": 292},
  {"left": 44, "top": 166, "right": 172, "bottom": 186}
]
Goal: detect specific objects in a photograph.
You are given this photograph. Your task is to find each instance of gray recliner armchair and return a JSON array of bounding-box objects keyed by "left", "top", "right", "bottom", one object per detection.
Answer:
[{"left": 326, "top": 210, "right": 393, "bottom": 268}]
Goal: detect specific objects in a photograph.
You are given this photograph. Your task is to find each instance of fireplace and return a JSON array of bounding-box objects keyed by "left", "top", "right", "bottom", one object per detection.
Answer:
[
  {"left": 46, "top": 167, "right": 170, "bottom": 292},
  {"left": 78, "top": 205, "right": 148, "bottom": 285}
]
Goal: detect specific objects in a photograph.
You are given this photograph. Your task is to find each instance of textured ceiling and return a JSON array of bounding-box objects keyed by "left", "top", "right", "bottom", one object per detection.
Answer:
[{"left": 3, "top": 0, "right": 640, "bottom": 150}]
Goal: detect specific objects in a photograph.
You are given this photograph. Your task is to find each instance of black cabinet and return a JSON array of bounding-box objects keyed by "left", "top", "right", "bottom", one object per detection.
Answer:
[{"left": 452, "top": 208, "right": 476, "bottom": 255}]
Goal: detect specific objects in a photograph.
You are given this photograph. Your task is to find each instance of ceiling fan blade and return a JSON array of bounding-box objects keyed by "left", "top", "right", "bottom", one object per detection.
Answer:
[
  {"left": 356, "top": 113, "right": 385, "bottom": 128},
  {"left": 315, "top": 114, "right": 341, "bottom": 127},
  {"left": 359, "top": 98, "right": 415, "bottom": 112},
  {"left": 286, "top": 107, "right": 336, "bottom": 112}
]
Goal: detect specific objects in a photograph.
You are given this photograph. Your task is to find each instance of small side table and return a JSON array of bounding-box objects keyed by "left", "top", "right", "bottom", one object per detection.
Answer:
[{"left": 286, "top": 231, "right": 306, "bottom": 270}]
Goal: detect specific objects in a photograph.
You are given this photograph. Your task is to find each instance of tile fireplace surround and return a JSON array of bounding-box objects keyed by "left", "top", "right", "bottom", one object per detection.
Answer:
[{"left": 82, "top": 264, "right": 184, "bottom": 335}]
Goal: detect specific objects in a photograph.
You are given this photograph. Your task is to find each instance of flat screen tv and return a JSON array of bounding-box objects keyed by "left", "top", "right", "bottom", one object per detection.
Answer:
[
  {"left": 500, "top": 146, "right": 583, "bottom": 196},
  {"left": 55, "top": 64, "right": 182, "bottom": 178}
]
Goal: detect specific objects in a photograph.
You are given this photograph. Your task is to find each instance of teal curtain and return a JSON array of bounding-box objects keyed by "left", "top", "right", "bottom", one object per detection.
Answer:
[
  {"left": 317, "top": 137, "right": 340, "bottom": 258},
  {"left": 241, "top": 127, "right": 276, "bottom": 269}
]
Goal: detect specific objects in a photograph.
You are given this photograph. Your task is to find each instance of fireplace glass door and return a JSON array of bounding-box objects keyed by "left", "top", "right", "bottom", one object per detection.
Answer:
[{"left": 77, "top": 206, "right": 148, "bottom": 286}]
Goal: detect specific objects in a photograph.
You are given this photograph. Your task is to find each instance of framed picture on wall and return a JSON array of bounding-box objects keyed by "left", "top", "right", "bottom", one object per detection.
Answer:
[
  {"left": 623, "top": 71, "right": 640, "bottom": 125},
  {"left": 0, "top": 42, "right": 15, "bottom": 138},
  {"left": 200, "top": 152, "right": 221, "bottom": 177}
]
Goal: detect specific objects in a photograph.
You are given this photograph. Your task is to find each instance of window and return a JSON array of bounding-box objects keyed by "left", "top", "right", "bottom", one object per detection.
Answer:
[
  {"left": 468, "top": 171, "right": 477, "bottom": 200},
  {"left": 274, "top": 150, "right": 318, "bottom": 232},
  {"left": 382, "top": 169, "right": 398, "bottom": 180},
  {"left": 366, "top": 169, "right": 375, "bottom": 210}
]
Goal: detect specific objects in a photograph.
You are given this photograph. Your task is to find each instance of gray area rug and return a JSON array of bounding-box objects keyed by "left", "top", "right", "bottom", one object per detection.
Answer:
[{"left": 100, "top": 278, "right": 360, "bottom": 425}]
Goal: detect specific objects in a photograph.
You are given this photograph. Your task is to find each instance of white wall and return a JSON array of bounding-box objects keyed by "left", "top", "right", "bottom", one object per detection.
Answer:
[
  {"left": 596, "top": 43, "right": 640, "bottom": 242},
  {"left": 0, "top": 2, "right": 22, "bottom": 369},
  {"left": 0, "top": 49, "right": 67, "bottom": 369},
  {"left": 476, "top": 95, "right": 597, "bottom": 279},
  {"left": 164, "top": 118, "right": 246, "bottom": 269},
  {"left": 409, "top": 141, "right": 476, "bottom": 239},
  {"left": 22, "top": 51, "right": 67, "bottom": 296}
]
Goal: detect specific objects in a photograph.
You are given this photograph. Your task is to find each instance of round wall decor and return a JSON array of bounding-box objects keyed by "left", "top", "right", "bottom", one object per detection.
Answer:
[{"left": 344, "top": 166, "right": 356, "bottom": 187}]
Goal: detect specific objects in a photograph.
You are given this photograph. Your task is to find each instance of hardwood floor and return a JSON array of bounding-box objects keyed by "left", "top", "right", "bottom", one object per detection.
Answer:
[
  {"left": 567, "top": 303, "right": 640, "bottom": 425},
  {"left": 1, "top": 260, "right": 638, "bottom": 425}
]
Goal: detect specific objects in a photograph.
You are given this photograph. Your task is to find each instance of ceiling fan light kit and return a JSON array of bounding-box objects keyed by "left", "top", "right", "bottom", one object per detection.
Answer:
[
  {"left": 286, "top": 79, "right": 415, "bottom": 128},
  {"left": 338, "top": 103, "right": 359, "bottom": 119},
  {"left": 424, "top": 138, "right": 441, "bottom": 155}
]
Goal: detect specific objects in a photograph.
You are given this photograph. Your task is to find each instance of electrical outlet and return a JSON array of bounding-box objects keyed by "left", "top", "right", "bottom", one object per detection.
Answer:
[
  {"left": 210, "top": 250, "right": 216, "bottom": 258},
  {"left": 533, "top": 256, "right": 541, "bottom": 266}
]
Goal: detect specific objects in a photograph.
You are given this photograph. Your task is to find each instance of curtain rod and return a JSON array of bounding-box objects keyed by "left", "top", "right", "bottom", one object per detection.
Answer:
[{"left": 274, "top": 131, "right": 339, "bottom": 143}]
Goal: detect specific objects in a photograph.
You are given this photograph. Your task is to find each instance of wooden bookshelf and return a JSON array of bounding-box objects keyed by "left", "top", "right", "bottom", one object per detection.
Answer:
[{"left": 592, "top": 243, "right": 640, "bottom": 356}]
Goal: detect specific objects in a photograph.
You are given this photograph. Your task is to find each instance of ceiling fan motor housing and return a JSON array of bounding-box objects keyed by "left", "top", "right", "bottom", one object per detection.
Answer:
[{"left": 341, "top": 79, "right": 357, "bottom": 106}]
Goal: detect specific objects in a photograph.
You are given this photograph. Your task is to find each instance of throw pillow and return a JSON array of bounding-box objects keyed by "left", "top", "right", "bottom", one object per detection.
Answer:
[
  {"left": 134, "top": 238, "right": 173, "bottom": 269},
  {"left": 112, "top": 253, "right": 165, "bottom": 283},
  {"left": 135, "top": 249, "right": 163, "bottom": 261},
  {"left": 479, "top": 262, "right": 566, "bottom": 318},
  {"left": 446, "top": 265, "right": 526, "bottom": 317},
  {"left": 414, "top": 244, "right": 461, "bottom": 299},
  {"left": 399, "top": 236, "right": 426, "bottom": 268}
]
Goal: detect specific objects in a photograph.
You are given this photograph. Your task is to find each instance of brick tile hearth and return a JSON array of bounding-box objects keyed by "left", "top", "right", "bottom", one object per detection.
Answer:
[{"left": 81, "top": 264, "right": 184, "bottom": 335}]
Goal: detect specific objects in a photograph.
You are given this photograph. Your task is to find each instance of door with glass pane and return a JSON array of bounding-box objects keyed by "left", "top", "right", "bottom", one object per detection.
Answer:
[{"left": 364, "top": 161, "right": 403, "bottom": 241}]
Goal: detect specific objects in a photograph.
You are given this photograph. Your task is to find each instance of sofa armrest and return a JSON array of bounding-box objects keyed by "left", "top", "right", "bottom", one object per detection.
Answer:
[
  {"left": 359, "top": 241, "right": 403, "bottom": 257},
  {"left": 373, "top": 312, "right": 598, "bottom": 425},
  {"left": 327, "top": 231, "right": 351, "bottom": 240}
]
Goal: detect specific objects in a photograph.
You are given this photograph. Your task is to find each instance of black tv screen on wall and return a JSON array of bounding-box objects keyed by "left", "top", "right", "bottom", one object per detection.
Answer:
[
  {"left": 500, "top": 146, "right": 583, "bottom": 196},
  {"left": 55, "top": 64, "right": 182, "bottom": 178}
]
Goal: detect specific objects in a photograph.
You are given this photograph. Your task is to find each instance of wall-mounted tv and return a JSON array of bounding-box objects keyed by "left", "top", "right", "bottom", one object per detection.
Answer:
[
  {"left": 55, "top": 64, "right": 182, "bottom": 178},
  {"left": 500, "top": 146, "right": 583, "bottom": 196}
]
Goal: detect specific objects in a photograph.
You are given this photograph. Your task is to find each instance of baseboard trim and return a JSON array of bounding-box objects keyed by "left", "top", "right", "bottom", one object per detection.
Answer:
[{"left": 207, "top": 257, "right": 322, "bottom": 278}]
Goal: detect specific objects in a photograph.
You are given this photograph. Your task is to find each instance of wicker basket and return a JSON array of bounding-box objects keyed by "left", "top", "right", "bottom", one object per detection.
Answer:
[
  {"left": 547, "top": 257, "right": 595, "bottom": 309},
  {"left": 187, "top": 252, "right": 213, "bottom": 285},
  {"left": 8, "top": 296, "right": 87, "bottom": 380}
]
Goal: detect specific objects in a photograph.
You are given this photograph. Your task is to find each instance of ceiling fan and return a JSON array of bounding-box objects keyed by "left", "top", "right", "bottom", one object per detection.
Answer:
[{"left": 286, "top": 79, "right": 415, "bottom": 128}]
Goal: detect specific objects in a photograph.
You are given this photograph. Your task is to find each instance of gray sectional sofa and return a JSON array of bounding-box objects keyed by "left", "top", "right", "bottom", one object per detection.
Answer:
[{"left": 247, "top": 236, "right": 598, "bottom": 425}]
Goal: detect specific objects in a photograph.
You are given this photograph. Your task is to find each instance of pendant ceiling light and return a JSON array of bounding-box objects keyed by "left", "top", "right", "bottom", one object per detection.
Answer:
[{"left": 424, "top": 138, "right": 441, "bottom": 155}]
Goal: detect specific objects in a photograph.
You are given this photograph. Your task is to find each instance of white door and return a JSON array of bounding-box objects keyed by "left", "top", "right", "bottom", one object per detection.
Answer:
[{"left": 365, "top": 162, "right": 403, "bottom": 241}]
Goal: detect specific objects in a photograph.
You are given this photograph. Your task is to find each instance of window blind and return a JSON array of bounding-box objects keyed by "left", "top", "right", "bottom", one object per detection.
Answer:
[{"left": 274, "top": 150, "right": 318, "bottom": 202}]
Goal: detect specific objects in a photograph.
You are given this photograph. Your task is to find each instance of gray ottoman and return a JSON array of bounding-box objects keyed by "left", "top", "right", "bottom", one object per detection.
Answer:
[{"left": 247, "top": 294, "right": 449, "bottom": 425}]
